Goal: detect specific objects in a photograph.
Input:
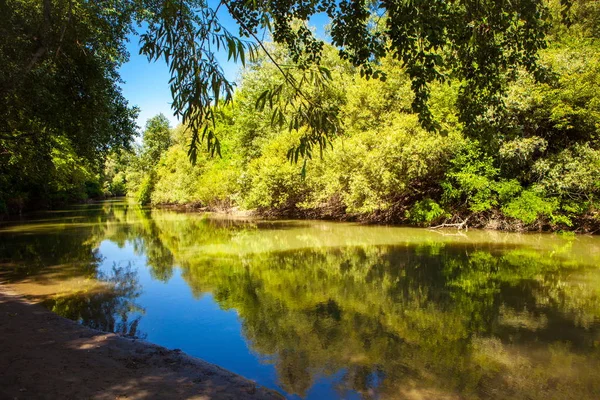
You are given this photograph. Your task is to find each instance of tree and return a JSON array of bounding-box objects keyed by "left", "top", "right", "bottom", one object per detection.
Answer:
[
  {"left": 137, "top": 0, "right": 556, "bottom": 159},
  {"left": 141, "top": 114, "right": 172, "bottom": 166},
  {"left": 1, "top": 0, "right": 138, "bottom": 159},
  {"left": 1, "top": 0, "right": 139, "bottom": 211},
  {"left": 232, "top": 0, "right": 551, "bottom": 133},
  {"left": 1, "top": 0, "right": 559, "bottom": 209}
]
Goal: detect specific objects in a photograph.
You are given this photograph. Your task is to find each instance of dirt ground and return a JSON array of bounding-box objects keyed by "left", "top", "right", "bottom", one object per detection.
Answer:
[{"left": 0, "top": 286, "right": 283, "bottom": 400}]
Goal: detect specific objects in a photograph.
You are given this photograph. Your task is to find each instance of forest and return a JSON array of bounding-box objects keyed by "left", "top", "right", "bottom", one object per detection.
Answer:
[{"left": 2, "top": 0, "right": 600, "bottom": 232}]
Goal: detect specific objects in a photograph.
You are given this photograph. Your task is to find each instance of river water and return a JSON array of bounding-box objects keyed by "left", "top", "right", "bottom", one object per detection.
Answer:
[{"left": 1, "top": 200, "right": 599, "bottom": 399}]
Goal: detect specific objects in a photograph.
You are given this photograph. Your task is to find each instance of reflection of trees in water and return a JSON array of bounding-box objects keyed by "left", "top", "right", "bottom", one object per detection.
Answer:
[
  {"left": 144, "top": 220, "right": 600, "bottom": 399},
  {"left": 0, "top": 203, "right": 149, "bottom": 338},
  {"left": 104, "top": 206, "right": 176, "bottom": 282},
  {"left": 46, "top": 263, "right": 146, "bottom": 338},
  {"left": 19, "top": 204, "right": 600, "bottom": 398},
  {"left": 4, "top": 203, "right": 599, "bottom": 398},
  {"left": 0, "top": 227, "right": 103, "bottom": 280},
  {"left": 111, "top": 207, "right": 600, "bottom": 398}
]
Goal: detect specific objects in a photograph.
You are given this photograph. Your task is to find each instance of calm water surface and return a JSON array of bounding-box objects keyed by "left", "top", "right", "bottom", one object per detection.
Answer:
[{"left": 1, "top": 201, "right": 599, "bottom": 399}]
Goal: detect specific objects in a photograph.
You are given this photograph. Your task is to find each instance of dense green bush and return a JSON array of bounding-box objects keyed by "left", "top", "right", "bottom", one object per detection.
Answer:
[
  {"left": 441, "top": 140, "right": 500, "bottom": 214},
  {"left": 305, "top": 115, "right": 459, "bottom": 215},
  {"left": 406, "top": 199, "right": 448, "bottom": 224},
  {"left": 502, "top": 190, "right": 561, "bottom": 225},
  {"left": 241, "top": 130, "right": 309, "bottom": 211},
  {"left": 137, "top": 173, "right": 155, "bottom": 206}
]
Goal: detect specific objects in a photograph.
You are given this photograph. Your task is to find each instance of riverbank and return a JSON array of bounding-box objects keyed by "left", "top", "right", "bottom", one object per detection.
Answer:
[
  {"left": 0, "top": 286, "right": 282, "bottom": 400},
  {"left": 153, "top": 200, "right": 600, "bottom": 234}
]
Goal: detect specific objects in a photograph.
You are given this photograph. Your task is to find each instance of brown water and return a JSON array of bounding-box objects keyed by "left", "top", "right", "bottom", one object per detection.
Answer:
[{"left": 1, "top": 200, "right": 599, "bottom": 399}]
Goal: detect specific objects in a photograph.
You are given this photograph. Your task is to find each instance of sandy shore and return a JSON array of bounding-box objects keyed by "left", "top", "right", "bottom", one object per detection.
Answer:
[{"left": 0, "top": 287, "right": 282, "bottom": 400}]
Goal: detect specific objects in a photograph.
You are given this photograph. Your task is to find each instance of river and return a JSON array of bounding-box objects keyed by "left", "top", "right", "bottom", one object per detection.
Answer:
[{"left": 1, "top": 200, "right": 599, "bottom": 399}]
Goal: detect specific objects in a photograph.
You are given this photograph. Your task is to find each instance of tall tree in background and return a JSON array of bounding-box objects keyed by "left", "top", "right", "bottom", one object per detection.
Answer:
[{"left": 140, "top": 114, "right": 172, "bottom": 167}]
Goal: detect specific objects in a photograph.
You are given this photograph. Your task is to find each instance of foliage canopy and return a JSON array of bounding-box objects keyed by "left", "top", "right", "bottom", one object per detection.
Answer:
[
  {"left": 0, "top": 0, "right": 590, "bottom": 222},
  {"left": 2, "top": 0, "right": 559, "bottom": 164},
  {"left": 121, "top": 0, "right": 600, "bottom": 232}
]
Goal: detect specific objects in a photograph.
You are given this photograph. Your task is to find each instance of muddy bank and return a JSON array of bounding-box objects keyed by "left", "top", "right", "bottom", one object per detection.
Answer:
[{"left": 0, "top": 287, "right": 282, "bottom": 400}]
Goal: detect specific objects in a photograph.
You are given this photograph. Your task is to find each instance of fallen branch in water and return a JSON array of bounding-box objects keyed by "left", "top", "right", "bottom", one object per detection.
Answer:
[
  {"left": 429, "top": 215, "right": 472, "bottom": 230},
  {"left": 429, "top": 229, "right": 468, "bottom": 237}
]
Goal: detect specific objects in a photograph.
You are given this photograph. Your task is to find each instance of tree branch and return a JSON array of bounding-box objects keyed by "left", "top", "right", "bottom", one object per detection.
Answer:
[
  {"left": 429, "top": 215, "right": 472, "bottom": 230},
  {"left": 221, "top": 1, "right": 313, "bottom": 105},
  {"left": 25, "top": 0, "right": 52, "bottom": 75},
  {"left": 55, "top": 0, "right": 73, "bottom": 59}
]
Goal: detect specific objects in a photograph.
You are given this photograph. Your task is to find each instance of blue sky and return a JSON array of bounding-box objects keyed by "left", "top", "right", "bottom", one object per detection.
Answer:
[{"left": 118, "top": 9, "right": 330, "bottom": 132}]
